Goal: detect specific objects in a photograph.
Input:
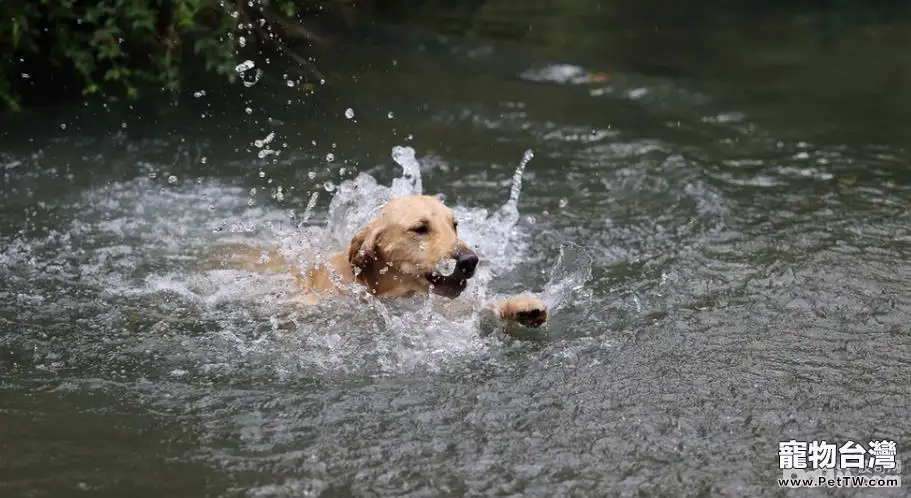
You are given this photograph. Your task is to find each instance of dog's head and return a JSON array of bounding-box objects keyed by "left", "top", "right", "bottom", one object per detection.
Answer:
[{"left": 347, "top": 195, "right": 478, "bottom": 298}]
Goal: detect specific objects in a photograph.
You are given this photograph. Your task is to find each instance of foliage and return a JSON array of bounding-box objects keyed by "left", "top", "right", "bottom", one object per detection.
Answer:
[{"left": 0, "top": 0, "right": 335, "bottom": 112}]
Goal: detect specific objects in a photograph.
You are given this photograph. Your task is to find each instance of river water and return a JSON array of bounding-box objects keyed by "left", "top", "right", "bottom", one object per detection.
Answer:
[{"left": 1, "top": 7, "right": 910, "bottom": 498}]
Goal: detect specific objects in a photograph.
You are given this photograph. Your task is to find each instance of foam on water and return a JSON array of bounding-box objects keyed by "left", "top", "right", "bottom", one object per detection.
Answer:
[{"left": 1, "top": 146, "right": 592, "bottom": 380}]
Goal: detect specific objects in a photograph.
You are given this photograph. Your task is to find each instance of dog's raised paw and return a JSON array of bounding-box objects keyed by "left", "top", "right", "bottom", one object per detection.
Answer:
[{"left": 499, "top": 296, "right": 548, "bottom": 328}]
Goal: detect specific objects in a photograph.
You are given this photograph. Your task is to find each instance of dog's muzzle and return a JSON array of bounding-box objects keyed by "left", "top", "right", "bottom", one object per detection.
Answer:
[{"left": 454, "top": 250, "right": 478, "bottom": 278}]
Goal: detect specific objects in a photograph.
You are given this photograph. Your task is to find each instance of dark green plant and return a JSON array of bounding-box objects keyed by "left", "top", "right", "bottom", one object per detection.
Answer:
[{"left": 0, "top": 0, "right": 336, "bottom": 111}]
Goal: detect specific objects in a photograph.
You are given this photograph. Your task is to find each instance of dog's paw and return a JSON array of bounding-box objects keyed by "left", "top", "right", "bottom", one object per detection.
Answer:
[{"left": 498, "top": 296, "right": 548, "bottom": 328}]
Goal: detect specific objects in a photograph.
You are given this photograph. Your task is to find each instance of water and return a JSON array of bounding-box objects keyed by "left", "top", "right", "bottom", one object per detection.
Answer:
[{"left": 2, "top": 7, "right": 911, "bottom": 498}]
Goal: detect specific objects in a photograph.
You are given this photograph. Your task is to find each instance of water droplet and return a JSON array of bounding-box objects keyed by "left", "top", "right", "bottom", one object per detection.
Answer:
[
  {"left": 200, "top": 156, "right": 207, "bottom": 164},
  {"left": 208, "top": 204, "right": 215, "bottom": 211},
  {"left": 387, "top": 111, "right": 394, "bottom": 119},
  {"left": 245, "top": 107, "right": 252, "bottom": 115},
  {"left": 235, "top": 60, "right": 255, "bottom": 73},
  {"left": 168, "top": 175, "right": 178, "bottom": 184},
  {"left": 249, "top": 187, "right": 256, "bottom": 196},
  {"left": 247, "top": 199, "right": 256, "bottom": 207},
  {"left": 323, "top": 181, "right": 335, "bottom": 192},
  {"left": 406, "top": 134, "right": 413, "bottom": 140},
  {"left": 259, "top": 170, "right": 266, "bottom": 178},
  {"left": 436, "top": 259, "right": 457, "bottom": 276},
  {"left": 238, "top": 36, "right": 246, "bottom": 48},
  {"left": 242, "top": 69, "right": 263, "bottom": 87},
  {"left": 308, "top": 171, "right": 316, "bottom": 180},
  {"left": 286, "top": 79, "right": 295, "bottom": 87},
  {"left": 344, "top": 108, "right": 355, "bottom": 119},
  {"left": 339, "top": 167, "right": 347, "bottom": 176},
  {"left": 526, "top": 215, "right": 537, "bottom": 224},
  {"left": 60, "top": 123, "right": 67, "bottom": 130},
  {"left": 254, "top": 139, "right": 264, "bottom": 148},
  {"left": 325, "top": 153, "right": 335, "bottom": 162},
  {"left": 193, "top": 90, "right": 206, "bottom": 98},
  {"left": 558, "top": 198, "right": 568, "bottom": 208}
]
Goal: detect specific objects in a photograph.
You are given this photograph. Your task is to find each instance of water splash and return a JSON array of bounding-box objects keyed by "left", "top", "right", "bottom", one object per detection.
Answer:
[
  {"left": 324, "top": 145, "right": 425, "bottom": 248},
  {"left": 390, "top": 145, "right": 423, "bottom": 196},
  {"left": 540, "top": 241, "right": 593, "bottom": 312},
  {"left": 0, "top": 144, "right": 586, "bottom": 381},
  {"left": 488, "top": 149, "right": 534, "bottom": 259},
  {"left": 300, "top": 191, "right": 319, "bottom": 225},
  {"left": 325, "top": 172, "right": 390, "bottom": 247}
]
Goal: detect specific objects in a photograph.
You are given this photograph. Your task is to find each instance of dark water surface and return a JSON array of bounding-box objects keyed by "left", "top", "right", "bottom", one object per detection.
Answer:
[{"left": 2, "top": 7, "right": 910, "bottom": 498}]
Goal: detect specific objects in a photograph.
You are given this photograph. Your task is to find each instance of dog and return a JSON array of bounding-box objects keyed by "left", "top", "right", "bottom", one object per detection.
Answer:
[{"left": 209, "top": 195, "right": 548, "bottom": 328}]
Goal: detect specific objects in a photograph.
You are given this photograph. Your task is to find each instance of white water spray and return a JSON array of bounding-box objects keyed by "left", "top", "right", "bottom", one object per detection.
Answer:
[
  {"left": 540, "top": 241, "right": 593, "bottom": 311},
  {"left": 300, "top": 191, "right": 319, "bottom": 225},
  {"left": 390, "top": 145, "right": 423, "bottom": 196},
  {"left": 489, "top": 149, "right": 534, "bottom": 258}
]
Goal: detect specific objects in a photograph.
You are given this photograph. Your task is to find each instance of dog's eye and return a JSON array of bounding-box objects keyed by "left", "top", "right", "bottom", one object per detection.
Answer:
[
  {"left": 410, "top": 224, "right": 429, "bottom": 235},
  {"left": 452, "top": 220, "right": 459, "bottom": 230}
]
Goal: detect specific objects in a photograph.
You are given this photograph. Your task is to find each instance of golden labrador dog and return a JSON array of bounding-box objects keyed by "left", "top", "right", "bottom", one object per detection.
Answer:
[{"left": 210, "top": 195, "right": 548, "bottom": 328}]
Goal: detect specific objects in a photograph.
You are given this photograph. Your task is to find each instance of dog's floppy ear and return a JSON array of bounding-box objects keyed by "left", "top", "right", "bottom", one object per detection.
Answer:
[{"left": 348, "top": 224, "right": 381, "bottom": 275}]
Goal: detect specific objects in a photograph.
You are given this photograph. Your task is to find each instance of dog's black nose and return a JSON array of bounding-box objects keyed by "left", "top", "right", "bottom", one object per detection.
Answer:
[{"left": 455, "top": 251, "right": 479, "bottom": 277}]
